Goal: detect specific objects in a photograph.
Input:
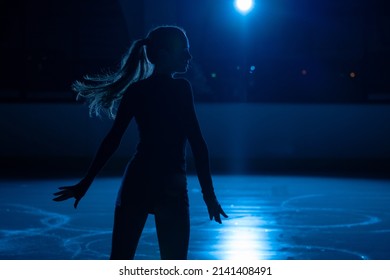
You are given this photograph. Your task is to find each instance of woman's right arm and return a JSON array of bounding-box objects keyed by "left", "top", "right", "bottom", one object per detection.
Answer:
[
  {"left": 82, "top": 92, "right": 135, "bottom": 185},
  {"left": 53, "top": 90, "right": 135, "bottom": 207}
]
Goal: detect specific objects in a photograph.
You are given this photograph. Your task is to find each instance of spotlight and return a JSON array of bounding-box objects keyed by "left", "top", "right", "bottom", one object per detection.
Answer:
[{"left": 234, "top": 0, "right": 254, "bottom": 15}]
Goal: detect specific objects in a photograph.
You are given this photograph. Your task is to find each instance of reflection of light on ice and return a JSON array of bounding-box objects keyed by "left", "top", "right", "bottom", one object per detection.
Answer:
[
  {"left": 0, "top": 203, "right": 111, "bottom": 259},
  {"left": 218, "top": 216, "right": 270, "bottom": 260},
  {"left": 0, "top": 204, "right": 70, "bottom": 237},
  {"left": 225, "top": 228, "right": 264, "bottom": 260}
]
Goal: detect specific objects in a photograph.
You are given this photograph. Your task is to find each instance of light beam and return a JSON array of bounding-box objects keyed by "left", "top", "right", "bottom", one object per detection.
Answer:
[{"left": 234, "top": 0, "right": 254, "bottom": 15}]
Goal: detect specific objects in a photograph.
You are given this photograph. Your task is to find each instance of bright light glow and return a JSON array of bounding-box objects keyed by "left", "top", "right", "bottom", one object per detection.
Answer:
[
  {"left": 214, "top": 216, "right": 270, "bottom": 260},
  {"left": 235, "top": 0, "right": 254, "bottom": 14}
]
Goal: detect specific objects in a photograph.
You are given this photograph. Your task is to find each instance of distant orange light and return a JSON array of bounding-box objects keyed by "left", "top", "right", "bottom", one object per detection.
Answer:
[{"left": 350, "top": 72, "right": 356, "bottom": 78}]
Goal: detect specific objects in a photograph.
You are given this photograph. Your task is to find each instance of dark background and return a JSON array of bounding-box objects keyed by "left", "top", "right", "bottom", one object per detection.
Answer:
[
  {"left": 1, "top": 0, "right": 389, "bottom": 103},
  {"left": 1, "top": 1, "right": 389, "bottom": 262},
  {"left": 1, "top": 0, "right": 389, "bottom": 177}
]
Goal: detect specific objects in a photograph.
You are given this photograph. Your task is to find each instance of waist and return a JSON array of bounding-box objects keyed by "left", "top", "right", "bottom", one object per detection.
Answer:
[{"left": 133, "top": 149, "right": 186, "bottom": 172}]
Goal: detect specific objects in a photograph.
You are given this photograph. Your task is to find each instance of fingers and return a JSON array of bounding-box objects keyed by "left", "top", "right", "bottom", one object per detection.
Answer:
[
  {"left": 219, "top": 207, "right": 228, "bottom": 218},
  {"left": 53, "top": 185, "right": 83, "bottom": 209},
  {"left": 52, "top": 193, "right": 73, "bottom": 201},
  {"left": 214, "top": 214, "right": 222, "bottom": 224},
  {"left": 53, "top": 190, "right": 67, "bottom": 196},
  {"left": 53, "top": 186, "right": 73, "bottom": 197},
  {"left": 74, "top": 198, "right": 80, "bottom": 209},
  {"left": 52, "top": 187, "right": 75, "bottom": 202},
  {"left": 208, "top": 205, "right": 228, "bottom": 224}
]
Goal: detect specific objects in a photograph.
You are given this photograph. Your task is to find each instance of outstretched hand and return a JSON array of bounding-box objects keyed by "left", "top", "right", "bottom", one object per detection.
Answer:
[
  {"left": 204, "top": 196, "right": 228, "bottom": 224},
  {"left": 53, "top": 180, "right": 90, "bottom": 209}
]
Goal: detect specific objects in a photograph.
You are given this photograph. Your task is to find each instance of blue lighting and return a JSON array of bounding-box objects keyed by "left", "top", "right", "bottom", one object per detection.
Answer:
[{"left": 234, "top": 0, "right": 254, "bottom": 15}]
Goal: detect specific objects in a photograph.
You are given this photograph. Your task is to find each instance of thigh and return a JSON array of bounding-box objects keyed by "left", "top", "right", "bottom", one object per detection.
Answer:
[
  {"left": 154, "top": 194, "right": 190, "bottom": 260},
  {"left": 116, "top": 161, "right": 149, "bottom": 208},
  {"left": 110, "top": 205, "right": 148, "bottom": 260}
]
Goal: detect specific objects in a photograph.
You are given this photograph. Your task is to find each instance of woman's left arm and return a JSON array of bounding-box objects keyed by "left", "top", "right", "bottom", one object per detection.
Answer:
[{"left": 180, "top": 80, "right": 228, "bottom": 223}]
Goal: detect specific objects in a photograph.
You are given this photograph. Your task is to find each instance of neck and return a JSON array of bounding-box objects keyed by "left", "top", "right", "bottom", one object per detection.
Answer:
[{"left": 152, "top": 65, "right": 174, "bottom": 78}]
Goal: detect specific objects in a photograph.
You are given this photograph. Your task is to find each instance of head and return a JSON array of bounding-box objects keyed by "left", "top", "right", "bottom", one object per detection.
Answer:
[
  {"left": 73, "top": 26, "right": 192, "bottom": 119},
  {"left": 145, "top": 26, "right": 192, "bottom": 75}
]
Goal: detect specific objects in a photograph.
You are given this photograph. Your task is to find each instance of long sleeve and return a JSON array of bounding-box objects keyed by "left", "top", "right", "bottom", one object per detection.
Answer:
[
  {"left": 83, "top": 91, "right": 135, "bottom": 184},
  {"left": 180, "top": 80, "right": 216, "bottom": 199}
]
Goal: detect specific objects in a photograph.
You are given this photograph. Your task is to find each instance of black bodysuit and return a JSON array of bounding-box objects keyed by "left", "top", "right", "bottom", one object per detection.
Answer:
[
  {"left": 110, "top": 74, "right": 213, "bottom": 259},
  {"left": 114, "top": 74, "right": 212, "bottom": 213}
]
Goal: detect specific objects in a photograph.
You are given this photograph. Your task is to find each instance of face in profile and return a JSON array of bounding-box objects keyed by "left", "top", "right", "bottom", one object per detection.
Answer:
[{"left": 164, "top": 32, "right": 192, "bottom": 74}]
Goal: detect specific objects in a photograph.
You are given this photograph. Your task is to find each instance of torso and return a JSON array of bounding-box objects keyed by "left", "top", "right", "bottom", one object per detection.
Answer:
[
  {"left": 129, "top": 75, "right": 189, "bottom": 174},
  {"left": 117, "top": 75, "right": 191, "bottom": 212}
]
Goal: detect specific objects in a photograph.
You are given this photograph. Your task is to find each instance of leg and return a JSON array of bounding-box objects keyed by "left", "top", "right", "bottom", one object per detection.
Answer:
[
  {"left": 110, "top": 205, "right": 148, "bottom": 260},
  {"left": 110, "top": 161, "right": 151, "bottom": 260},
  {"left": 154, "top": 195, "right": 190, "bottom": 260}
]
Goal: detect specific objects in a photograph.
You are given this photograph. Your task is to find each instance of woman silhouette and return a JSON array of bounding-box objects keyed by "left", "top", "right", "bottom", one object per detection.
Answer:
[{"left": 53, "top": 25, "right": 227, "bottom": 260}]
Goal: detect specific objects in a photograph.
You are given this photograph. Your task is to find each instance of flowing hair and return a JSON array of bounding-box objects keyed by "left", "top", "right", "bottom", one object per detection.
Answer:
[{"left": 72, "top": 38, "right": 153, "bottom": 119}]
